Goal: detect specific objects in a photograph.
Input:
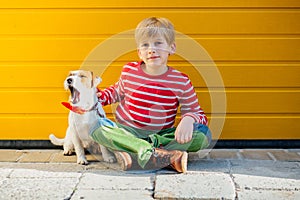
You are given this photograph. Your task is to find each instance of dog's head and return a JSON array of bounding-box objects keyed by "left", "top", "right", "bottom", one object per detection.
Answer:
[{"left": 64, "top": 70, "right": 101, "bottom": 105}]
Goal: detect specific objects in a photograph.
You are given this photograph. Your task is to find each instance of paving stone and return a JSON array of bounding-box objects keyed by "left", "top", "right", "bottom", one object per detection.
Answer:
[
  {"left": 188, "top": 159, "right": 230, "bottom": 173},
  {"left": 0, "top": 177, "right": 77, "bottom": 200},
  {"left": 271, "top": 151, "right": 300, "bottom": 161},
  {"left": 238, "top": 190, "right": 300, "bottom": 200},
  {"left": 0, "top": 178, "right": 7, "bottom": 191},
  {"left": 287, "top": 149, "right": 300, "bottom": 153},
  {"left": 10, "top": 168, "right": 81, "bottom": 178},
  {"left": 0, "top": 168, "right": 12, "bottom": 178},
  {"left": 230, "top": 160, "right": 300, "bottom": 179},
  {"left": 154, "top": 172, "right": 236, "bottom": 200},
  {"left": 50, "top": 150, "right": 104, "bottom": 163},
  {"left": 0, "top": 169, "right": 12, "bottom": 189},
  {"left": 16, "top": 149, "right": 60, "bottom": 154},
  {"left": 0, "top": 163, "right": 86, "bottom": 173},
  {"left": 0, "top": 149, "right": 299, "bottom": 200},
  {"left": 233, "top": 174, "right": 300, "bottom": 191},
  {"left": 0, "top": 150, "right": 23, "bottom": 162},
  {"left": 50, "top": 152, "right": 78, "bottom": 163},
  {"left": 71, "top": 189, "right": 154, "bottom": 200},
  {"left": 240, "top": 149, "right": 272, "bottom": 160},
  {"left": 85, "top": 161, "right": 119, "bottom": 171},
  {"left": 18, "top": 151, "right": 56, "bottom": 163},
  {"left": 188, "top": 152, "right": 201, "bottom": 161},
  {"left": 234, "top": 174, "right": 300, "bottom": 200},
  {"left": 86, "top": 153, "right": 103, "bottom": 162},
  {"left": 77, "top": 172, "right": 154, "bottom": 191},
  {"left": 188, "top": 149, "right": 211, "bottom": 161},
  {"left": 209, "top": 149, "right": 239, "bottom": 159}
]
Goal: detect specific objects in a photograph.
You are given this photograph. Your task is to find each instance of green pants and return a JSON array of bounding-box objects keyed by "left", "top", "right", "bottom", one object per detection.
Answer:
[{"left": 90, "top": 119, "right": 211, "bottom": 168}]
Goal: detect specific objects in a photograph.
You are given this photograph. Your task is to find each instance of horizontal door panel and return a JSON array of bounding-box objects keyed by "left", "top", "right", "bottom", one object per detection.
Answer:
[
  {"left": 0, "top": 10, "right": 299, "bottom": 35},
  {"left": 0, "top": 38, "right": 299, "bottom": 61},
  {"left": 1, "top": 64, "right": 299, "bottom": 88},
  {"left": 0, "top": 90, "right": 299, "bottom": 114},
  {"left": 1, "top": 0, "right": 300, "bottom": 8}
]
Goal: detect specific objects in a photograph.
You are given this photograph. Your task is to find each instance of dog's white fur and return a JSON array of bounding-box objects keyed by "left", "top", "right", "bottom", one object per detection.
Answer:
[{"left": 49, "top": 70, "right": 115, "bottom": 165}]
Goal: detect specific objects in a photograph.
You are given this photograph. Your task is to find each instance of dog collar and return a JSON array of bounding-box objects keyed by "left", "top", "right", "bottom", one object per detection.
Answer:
[{"left": 61, "top": 102, "right": 98, "bottom": 115}]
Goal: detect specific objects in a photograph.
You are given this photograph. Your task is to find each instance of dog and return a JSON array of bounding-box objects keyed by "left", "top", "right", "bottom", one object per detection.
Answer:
[{"left": 49, "top": 70, "right": 116, "bottom": 165}]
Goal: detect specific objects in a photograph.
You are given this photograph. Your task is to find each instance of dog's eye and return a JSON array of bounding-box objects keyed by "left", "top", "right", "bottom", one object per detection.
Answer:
[{"left": 79, "top": 75, "right": 87, "bottom": 78}]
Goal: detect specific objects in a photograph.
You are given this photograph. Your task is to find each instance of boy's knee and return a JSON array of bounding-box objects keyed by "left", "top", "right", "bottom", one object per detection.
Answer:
[
  {"left": 185, "top": 130, "right": 211, "bottom": 152},
  {"left": 193, "top": 123, "right": 212, "bottom": 146}
]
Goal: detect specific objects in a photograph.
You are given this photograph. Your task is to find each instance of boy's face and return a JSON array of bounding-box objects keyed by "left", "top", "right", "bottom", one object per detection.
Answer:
[{"left": 137, "top": 35, "right": 176, "bottom": 71}]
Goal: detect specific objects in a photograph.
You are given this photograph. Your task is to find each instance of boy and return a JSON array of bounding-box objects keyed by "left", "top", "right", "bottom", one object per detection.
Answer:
[{"left": 90, "top": 17, "right": 211, "bottom": 173}]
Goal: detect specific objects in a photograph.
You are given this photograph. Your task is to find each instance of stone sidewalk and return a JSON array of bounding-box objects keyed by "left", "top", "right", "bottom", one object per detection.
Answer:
[{"left": 0, "top": 149, "right": 299, "bottom": 199}]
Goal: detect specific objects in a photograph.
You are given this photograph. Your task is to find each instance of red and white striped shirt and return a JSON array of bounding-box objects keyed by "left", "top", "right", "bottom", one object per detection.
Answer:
[{"left": 100, "top": 61, "right": 207, "bottom": 131}]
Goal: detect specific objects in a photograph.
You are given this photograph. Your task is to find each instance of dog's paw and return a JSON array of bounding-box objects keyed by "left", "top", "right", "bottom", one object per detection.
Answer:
[
  {"left": 77, "top": 157, "right": 88, "bottom": 165},
  {"left": 63, "top": 144, "right": 74, "bottom": 156},
  {"left": 63, "top": 149, "right": 73, "bottom": 156},
  {"left": 103, "top": 155, "right": 116, "bottom": 163}
]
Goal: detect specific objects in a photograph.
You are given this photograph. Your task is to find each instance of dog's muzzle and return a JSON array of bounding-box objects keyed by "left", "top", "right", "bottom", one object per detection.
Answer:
[
  {"left": 69, "top": 86, "right": 80, "bottom": 104},
  {"left": 67, "top": 78, "right": 73, "bottom": 84},
  {"left": 67, "top": 78, "right": 80, "bottom": 104}
]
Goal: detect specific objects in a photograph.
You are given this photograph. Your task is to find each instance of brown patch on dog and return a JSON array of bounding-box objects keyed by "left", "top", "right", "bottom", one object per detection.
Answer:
[{"left": 68, "top": 70, "right": 94, "bottom": 88}]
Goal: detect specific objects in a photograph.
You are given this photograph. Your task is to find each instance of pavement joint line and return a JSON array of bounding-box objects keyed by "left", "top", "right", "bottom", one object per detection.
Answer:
[
  {"left": 229, "top": 172, "right": 239, "bottom": 200},
  {"left": 249, "top": 187, "right": 299, "bottom": 192},
  {"left": 227, "top": 159, "right": 233, "bottom": 174},
  {"left": 267, "top": 152, "right": 277, "bottom": 161},
  {"left": 7, "top": 169, "right": 14, "bottom": 178},
  {"left": 15, "top": 152, "right": 26, "bottom": 162},
  {"left": 206, "top": 151, "right": 211, "bottom": 159},
  {"left": 49, "top": 153, "right": 57, "bottom": 163},
  {"left": 65, "top": 172, "right": 84, "bottom": 200},
  {"left": 236, "top": 151, "right": 244, "bottom": 160},
  {"left": 150, "top": 173, "right": 157, "bottom": 199}
]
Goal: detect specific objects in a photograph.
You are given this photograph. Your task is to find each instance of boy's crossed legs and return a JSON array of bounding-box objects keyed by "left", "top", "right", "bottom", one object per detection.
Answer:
[{"left": 90, "top": 120, "right": 211, "bottom": 173}]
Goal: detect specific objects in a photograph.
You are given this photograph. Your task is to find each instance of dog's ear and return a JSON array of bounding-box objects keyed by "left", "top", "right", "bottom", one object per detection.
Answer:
[
  {"left": 90, "top": 71, "right": 102, "bottom": 88},
  {"left": 92, "top": 76, "right": 102, "bottom": 88}
]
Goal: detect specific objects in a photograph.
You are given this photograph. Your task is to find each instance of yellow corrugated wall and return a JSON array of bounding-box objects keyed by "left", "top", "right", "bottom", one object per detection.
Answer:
[{"left": 0, "top": 1, "right": 299, "bottom": 140}]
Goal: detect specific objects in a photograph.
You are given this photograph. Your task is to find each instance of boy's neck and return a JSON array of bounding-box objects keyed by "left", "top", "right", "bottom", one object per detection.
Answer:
[{"left": 141, "top": 63, "right": 168, "bottom": 76}]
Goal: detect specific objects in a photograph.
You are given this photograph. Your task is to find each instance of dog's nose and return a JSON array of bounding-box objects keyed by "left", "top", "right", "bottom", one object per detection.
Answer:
[{"left": 67, "top": 78, "right": 73, "bottom": 84}]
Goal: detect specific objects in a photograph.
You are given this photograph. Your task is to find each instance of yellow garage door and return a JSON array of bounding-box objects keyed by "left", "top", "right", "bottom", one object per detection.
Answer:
[{"left": 0, "top": 1, "right": 299, "bottom": 141}]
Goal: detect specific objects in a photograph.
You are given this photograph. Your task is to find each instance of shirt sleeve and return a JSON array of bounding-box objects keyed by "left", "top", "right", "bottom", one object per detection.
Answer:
[
  {"left": 98, "top": 70, "right": 125, "bottom": 106},
  {"left": 179, "top": 78, "right": 208, "bottom": 125}
]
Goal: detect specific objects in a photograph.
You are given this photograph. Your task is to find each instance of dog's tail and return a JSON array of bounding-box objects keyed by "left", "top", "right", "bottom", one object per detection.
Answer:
[{"left": 49, "top": 134, "right": 64, "bottom": 146}]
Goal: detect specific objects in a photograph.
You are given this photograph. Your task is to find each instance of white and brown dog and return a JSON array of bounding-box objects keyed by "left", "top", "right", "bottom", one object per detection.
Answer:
[{"left": 49, "top": 70, "right": 115, "bottom": 165}]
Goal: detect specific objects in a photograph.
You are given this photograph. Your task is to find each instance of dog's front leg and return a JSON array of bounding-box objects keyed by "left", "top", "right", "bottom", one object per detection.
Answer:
[
  {"left": 72, "top": 130, "right": 88, "bottom": 165},
  {"left": 63, "top": 127, "right": 74, "bottom": 155}
]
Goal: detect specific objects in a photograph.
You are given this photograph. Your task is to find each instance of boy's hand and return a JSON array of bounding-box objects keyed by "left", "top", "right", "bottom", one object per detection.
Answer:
[
  {"left": 96, "top": 92, "right": 102, "bottom": 98},
  {"left": 175, "top": 116, "right": 195, "bottom": 144},
  {"left": 97, "top": 91, "right": 106, "bottom": 104}
]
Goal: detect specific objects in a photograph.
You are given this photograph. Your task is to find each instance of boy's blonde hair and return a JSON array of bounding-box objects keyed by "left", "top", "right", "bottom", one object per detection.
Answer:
[{"left": 135, "top": 17, "right": 175, "bottom": 46}]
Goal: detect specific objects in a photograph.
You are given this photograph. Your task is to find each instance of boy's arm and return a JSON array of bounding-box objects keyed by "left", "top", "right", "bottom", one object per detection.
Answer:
[
  {"left": 175, "top": 78, "right": 208, "bottom": 144},
  {"left": 179, "top": 79, "right": 208, "bottom": 125},
  {"left": 97, "top": 78, "right": 125, "bottom": 106}
]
